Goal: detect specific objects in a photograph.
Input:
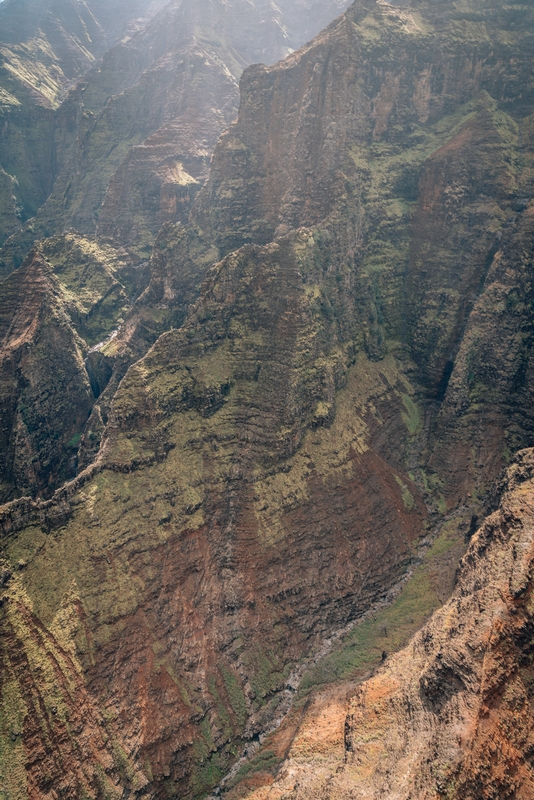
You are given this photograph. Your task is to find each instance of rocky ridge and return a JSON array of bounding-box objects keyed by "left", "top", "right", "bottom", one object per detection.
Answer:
[
  {"left": 0, "top": 0, "right": 534, "bottom": 798},
  {"left": 0, "top": 0, "right": 353, "bottom": 269},
  {"left": 0, "top": 0, "right": 168, "bottom": 241},
  {"left": 0, "top": 233, "right": 140, "bottom": 502},
  {"left": 233, "top": 448, "right": 534, "bottom": 799},
  {"left": 0, "top": 224, "right": 430, "bottom": 799}
]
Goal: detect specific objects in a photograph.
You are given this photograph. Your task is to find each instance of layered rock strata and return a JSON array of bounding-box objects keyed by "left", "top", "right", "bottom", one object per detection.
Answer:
[
  {"left": 195, "top": 0, "right": 534, "bottom": 500},
  {"left": 0, "top": 250, "right": 93, "bottom": 502},
  {"left": 236, "top": 449, "right": 534, "bottom": 799},
  {"left": 0, "top": 226, "right": 429, "bottom": 799},
  {"left": 0, "top": 0, "right": 534, "bottom": 797},
  {"left": 0, "top": 234, "right": 137, "bottom": 501},
  {"left": 0, "top": 0, "right": 168, "bottom": 236},
  {"left": 0, "top": 0, "right": 352, "bottom": 267}
]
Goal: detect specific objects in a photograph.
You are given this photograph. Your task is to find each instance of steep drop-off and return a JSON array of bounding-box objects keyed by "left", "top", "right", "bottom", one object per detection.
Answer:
[
  {"left": 195, "top": 0, "right": 534, "bottom": 500},
  {"left": 0, "top": 0, "right": 534, "bottom": 798},
  {"left": 0, "top": 234, "right": 139, "bottom": 502},
  {"left": 235, "top": 449, "right": 534, "bottom": 799},
  {"left": 0, "top": 226, "right": 430, "bottom": 800},
  {"left": 0, "top": 0, "right": 168, "bottom": 240},
  {"left": 0, "top": 0, "right": 352, "bottom": 268}
]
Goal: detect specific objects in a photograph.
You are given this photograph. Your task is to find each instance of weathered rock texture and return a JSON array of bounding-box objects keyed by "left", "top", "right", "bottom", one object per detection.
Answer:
[
  {"left": 0, "top": 225, "right": 429, "bottom": 799},
  {"left": 236, "top": 449, "right": 534, "bottom": 799},
  {"left": 0, "top": 234, "right": 137, "bottom": 501},
  {"left": 0, "top": 0, "right": 168, "bottom": 237},
  {"left": 0, "top": 249, "right": 93, "bottom": 502},
  {"left": 0, "top": 0, "right": 352, "bottom": 267},
  {"left": 195, "top": 0, "right": 534, "bottom": 502},
  {"left": 0, "top": 0, "right": 534, "bottom": 798}
]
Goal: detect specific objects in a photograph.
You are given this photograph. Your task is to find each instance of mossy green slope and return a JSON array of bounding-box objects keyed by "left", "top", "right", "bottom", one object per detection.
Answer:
[{"left": 0, "top": 230, "right": 430, "bottom": 799}]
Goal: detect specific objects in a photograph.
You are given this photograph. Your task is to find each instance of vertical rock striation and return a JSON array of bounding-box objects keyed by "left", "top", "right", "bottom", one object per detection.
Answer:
[
  {"left": 0, "top": 0, "right": 534, "bottom": 797},
  {"left": 244, "top": 449, "right": 534, "bottom": 799}
]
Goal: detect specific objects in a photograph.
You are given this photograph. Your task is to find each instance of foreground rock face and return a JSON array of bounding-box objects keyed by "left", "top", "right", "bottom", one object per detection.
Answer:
[
  {"left": 239, "top": 449, "right": 534, "bottom": 799},
  {"left": 0, "top": 229, "right": 429, "bottom": 799}
]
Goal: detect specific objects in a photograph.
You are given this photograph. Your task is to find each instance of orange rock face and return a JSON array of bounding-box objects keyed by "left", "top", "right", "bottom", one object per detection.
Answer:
[{"left": 236, "top": 450, "right": 534, "bottom": 799}]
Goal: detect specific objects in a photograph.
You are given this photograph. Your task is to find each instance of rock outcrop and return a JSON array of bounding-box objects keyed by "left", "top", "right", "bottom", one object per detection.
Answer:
[
  {"left": 0, "top": 0, "right": 353, "bottom": 268},
  {"left": 0, "top": 249, "right": 93, "bottom": 502},
  {"left": 0, "top": 0, "right": 168, "bottom": 238},
  {"left": 236, "top": 449, "right": 534, "bottom": 799},
  {"left": 0, "top": 234, "right": 138, "bottom": 501}
]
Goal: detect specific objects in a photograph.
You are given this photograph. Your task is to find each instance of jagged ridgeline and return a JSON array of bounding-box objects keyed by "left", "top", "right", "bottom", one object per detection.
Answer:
[
  {"left": 0, "top": 0, "right": 171, "bottom": 236},
  {"left": 0, "top": 0, "right": 352, "bottom": 265},
  {"left": 0, "top": 0, "right": 533, "bottom": 798}
]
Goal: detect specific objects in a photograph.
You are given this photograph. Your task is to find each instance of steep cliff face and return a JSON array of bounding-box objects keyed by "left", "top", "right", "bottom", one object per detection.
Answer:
[
  {"left": 238, "top": 449, "right": 534, "bottom": 800},
  {"left": 0, "top": 167, "right": 20, "bottom": 248},
  {"left": 0, "top": 234, "right": 138, "bottom": 501},
  {"left": 0, "top": 0, "right": 168, "bottom": 240},
  {"left": 195, "top": 0, "right": 534, "bottom": 499},
  {"left": 198, "top": 0, "right": 534, "bottom": 256},
  {"left": 0, "top": 250, "right": 93, "bottom": 503},
  {"left": 0, "top": 0, "right": 533, "bottom": 798},
  {"left": 0, "top": 0, "right": 353, "bottom": 268},
  {"left": 428, "top": 202, "right": 534, "bottom": 504},
  {"left": 0, "top": 226, "right": 429, "bottom": 799}
]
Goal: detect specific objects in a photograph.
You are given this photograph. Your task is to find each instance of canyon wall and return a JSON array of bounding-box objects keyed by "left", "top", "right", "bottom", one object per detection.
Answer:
[
  {"left": 0, "top": 0, "right": 533, "bottom": 798},
  {"left": 234, "top": 447, "right": 534, "bottom": 799}
]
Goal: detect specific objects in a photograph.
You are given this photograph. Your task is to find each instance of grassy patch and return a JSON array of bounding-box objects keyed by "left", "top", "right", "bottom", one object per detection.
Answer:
[
  {"left": 220, "top": 666, "right": 248, "bottom": 733},
  {"left": 297, "top": 520, "right": 464, "bottom": 695},
  {"left": 401, "top": 394, "right": 421, "bottom": 435},
  {"left": 395, "top": 475, "right": 416, "bottom": 510},
  {"left": 229, "top": 750, "right": 280, "bottom": 786}
]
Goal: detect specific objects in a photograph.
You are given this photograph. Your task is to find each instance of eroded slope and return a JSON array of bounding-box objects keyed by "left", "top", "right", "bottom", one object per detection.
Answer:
[
  {"left": 0, "top": 0, "right": 534, "bottom": 798},
  {"left": 0, "top": 226, "right": 430, "bottom": 800},
  {"left": 238, "top": 449, "right": 534, "bottom": 799}
]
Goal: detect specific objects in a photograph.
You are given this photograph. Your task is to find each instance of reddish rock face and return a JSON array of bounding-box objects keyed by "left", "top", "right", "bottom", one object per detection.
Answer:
[
  {"left": 0, "top": 233, "right": 429, "bottom": 799},
  {"left": 241, "top": 449, "right": 534, "bottom": 800},
  {"left": 0, "top": 0, "right": 533, "bottom": 798}
]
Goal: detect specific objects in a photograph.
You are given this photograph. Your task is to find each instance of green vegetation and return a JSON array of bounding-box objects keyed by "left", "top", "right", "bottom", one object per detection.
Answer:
[
  {"left": 220, "top": 666, "right": 248, "bottom": 733},
  {"left": 230, "top": 749, "right": 280, "bottom": 786},
  {"left": 395, "top": 475, "right": 416, "bottom": 510},
  {"left": 41, "top": 234, "right": 134, "bottom": 347},
  {"left": 0, "top": 677, "right": 27, "bottom": 800},
  {"left": 401, "top": 394, "right": 421, "bottom": 436},
  {"left": 242, "top": 647, "right": 291, "bottom": 711},
  {"left": 297, "top": 519, "right": 465, "bottom": 695}
]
